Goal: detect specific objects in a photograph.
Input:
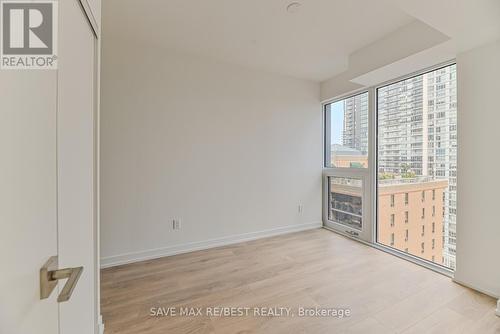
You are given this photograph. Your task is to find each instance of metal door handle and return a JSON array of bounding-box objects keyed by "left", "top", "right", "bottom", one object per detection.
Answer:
[{"left": 40, "top": 256, "right": 83, "bottom": 302}]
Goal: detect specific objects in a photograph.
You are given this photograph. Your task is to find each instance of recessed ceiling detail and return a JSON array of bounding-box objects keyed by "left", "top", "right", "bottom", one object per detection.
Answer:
[
  {"left": 103, "top": 0, "right": 414, "bottom": 81},
  {"left": 103, "top": 0, "right": 500, "bottom": 83}
]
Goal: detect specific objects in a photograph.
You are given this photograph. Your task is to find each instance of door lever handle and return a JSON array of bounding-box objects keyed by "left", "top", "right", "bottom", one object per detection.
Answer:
[
  {"left": 51, "top": 266, "right": 83, "bottom": 302},
  {"left": 40, "top": 256, "right": 83, "bottom": 302}
]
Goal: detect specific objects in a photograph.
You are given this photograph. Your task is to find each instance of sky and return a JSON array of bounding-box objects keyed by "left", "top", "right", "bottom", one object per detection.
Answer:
[{"left": 330, "top": 100, "right": 344, "bottom": 146}]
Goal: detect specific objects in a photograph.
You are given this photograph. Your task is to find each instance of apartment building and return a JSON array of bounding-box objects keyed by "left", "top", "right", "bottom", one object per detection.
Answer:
[
  {"left": 377, "top": 178, "right": 447, "bottom": 263},
  {"left": 343, "top": 92, "right": 369, "bottom": 155}
]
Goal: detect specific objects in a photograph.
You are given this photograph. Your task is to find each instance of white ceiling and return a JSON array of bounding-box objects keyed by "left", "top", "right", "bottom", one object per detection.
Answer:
[
  {"left": 103, "top": 0, "right": 414, "bottom": 81},
  {"left": 103, "top": 0, "right": 500, "bottom": 82}
]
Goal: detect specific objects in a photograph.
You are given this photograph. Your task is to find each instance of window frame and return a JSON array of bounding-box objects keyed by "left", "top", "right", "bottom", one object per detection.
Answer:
[
  {"left": 374, "top": 61, "right": 456, "bottom": 275},
  {"left": 323, "top": 90, "right": 370, "bottom": 169},
  {"left": 322, "top": 60, "right": 456, "bottom": 277},
  {"left": 322, "top": 89, "right": 373, "bottom": 242}
]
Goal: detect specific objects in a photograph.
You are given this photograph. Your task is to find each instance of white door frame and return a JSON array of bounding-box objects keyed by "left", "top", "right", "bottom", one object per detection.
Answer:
[{"left": 58, "top": 1, "right": 101, "bottom": 333}]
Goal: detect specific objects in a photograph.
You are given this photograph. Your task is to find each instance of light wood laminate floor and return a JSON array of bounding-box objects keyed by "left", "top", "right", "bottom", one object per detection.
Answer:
[{"left": 101, "top": 228, "right": 500, "bottom": 334}]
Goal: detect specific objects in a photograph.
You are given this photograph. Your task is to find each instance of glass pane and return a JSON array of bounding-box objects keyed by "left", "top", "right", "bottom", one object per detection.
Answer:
[
  {"left": 325, "top": 92, "right": 368, "bottom": 168},
  {"left": 328, "top": 176, "right": 363, "bottom": 230},
  {"left": 377, "top": 64, "right": 457, "bottom": 270}
]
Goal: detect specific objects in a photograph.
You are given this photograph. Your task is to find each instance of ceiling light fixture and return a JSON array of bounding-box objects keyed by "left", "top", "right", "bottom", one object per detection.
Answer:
[{"left": 286, "top": 2, "right": 302, "bottom": 13}]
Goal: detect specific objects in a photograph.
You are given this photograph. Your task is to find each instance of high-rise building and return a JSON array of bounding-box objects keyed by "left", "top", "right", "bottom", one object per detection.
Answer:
[
  {"left": 377, "top": 64, "right": 457, "bottom": 269},
  {"left": 425, "top": 66, "right": 457, "bottom": 269},
  {"left": 343, "top": 93, "right": 369, "bottom": 155}
]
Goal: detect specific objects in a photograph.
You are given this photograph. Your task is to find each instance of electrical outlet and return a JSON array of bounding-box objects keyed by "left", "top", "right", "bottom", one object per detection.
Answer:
[
  {"left": 172, "top": 219, "right": 181, "bottom": 230},
  {"left": 298, "top": 204, "right": 303, "bottom": 214}
]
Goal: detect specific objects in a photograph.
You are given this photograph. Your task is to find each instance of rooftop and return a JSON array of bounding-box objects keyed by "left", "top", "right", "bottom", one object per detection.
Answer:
[{"left": 331, "top": 144, "right": 364, "bottom": 156}]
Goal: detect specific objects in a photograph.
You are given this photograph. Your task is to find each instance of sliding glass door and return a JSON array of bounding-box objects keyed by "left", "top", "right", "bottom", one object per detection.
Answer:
[{"left": 323, "top": 92, "right": 373, "bottom": 242}]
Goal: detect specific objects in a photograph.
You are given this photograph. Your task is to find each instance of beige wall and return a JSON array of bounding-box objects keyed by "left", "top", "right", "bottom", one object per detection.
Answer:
[{"left": 100, "top": 39, "right": 322, "bottom": 266}]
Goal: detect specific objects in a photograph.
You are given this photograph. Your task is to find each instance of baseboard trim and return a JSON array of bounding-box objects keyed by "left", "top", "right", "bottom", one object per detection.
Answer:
[
  {"left": 98, "top": 314, "right": 104, "bottom": 334},
  {"left": 452, "top": 278, "right": 500, "bottom": 300},
  {"left": 100, "top": 221, "right": 322, "bottom": 268}
]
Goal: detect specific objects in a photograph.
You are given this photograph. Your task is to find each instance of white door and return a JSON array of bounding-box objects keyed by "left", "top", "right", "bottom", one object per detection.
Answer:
[
  {"left": 0, "top": 0, "right": 99, "bottom": 333},
  {"left": 0, "top": 62, "right": 59, "bottom": 334}
]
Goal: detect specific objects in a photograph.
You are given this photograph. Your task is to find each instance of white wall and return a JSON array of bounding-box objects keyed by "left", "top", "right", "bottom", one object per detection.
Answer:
[
  {"left": 100, "top": 40, "right": 322, "bottom": 266},
  {"left": 454, "top": 39, "right": 500, "bottom": 298}
]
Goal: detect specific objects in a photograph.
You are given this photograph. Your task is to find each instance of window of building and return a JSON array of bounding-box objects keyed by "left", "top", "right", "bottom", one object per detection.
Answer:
[
  {"left": 421, "top": 242, "right": 425, "bottom": 253},
  {"left": 432, "top": 222, "right": 435, "bottom": 233},
  {"left": 422, "top": 208, "right": 425, "bottom": 219},
  {"left": 327, "top": 176, "right": 364, "bottom": 231},
  {"left": 421, "top": 191, "right": 425, "bottom": 202},
  {"left": 422, "top": 225, "right": 425, "bottom": 236},
  {"left": 404, "top": 211, "right": 409, "bottom": 224},
  {"left": 432, "top": 189, "right": 436, "bottom": 200},
  {"left": 432, "top": 239, "right": 435, "bottom": 249},
  {"left": 390, "top": 233, "right": 394, "bottom": 246},
  {"left": 390, "top": 194, "right": 395, "bottom": 207},
  {"left": 405, "top": 229, "right": 408, "bottom": 241},
  {"left": 432, "top": 206, "right": 435, "bottom": 217},
  {"left": 404, "top": 193, "right": 409, "bottom": 205},
  {"left": 324, "top": 92, "right": 368, "bottom": 168},
  {"left": 390, "top": 214, "right": 395, "bottom": 227}
]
